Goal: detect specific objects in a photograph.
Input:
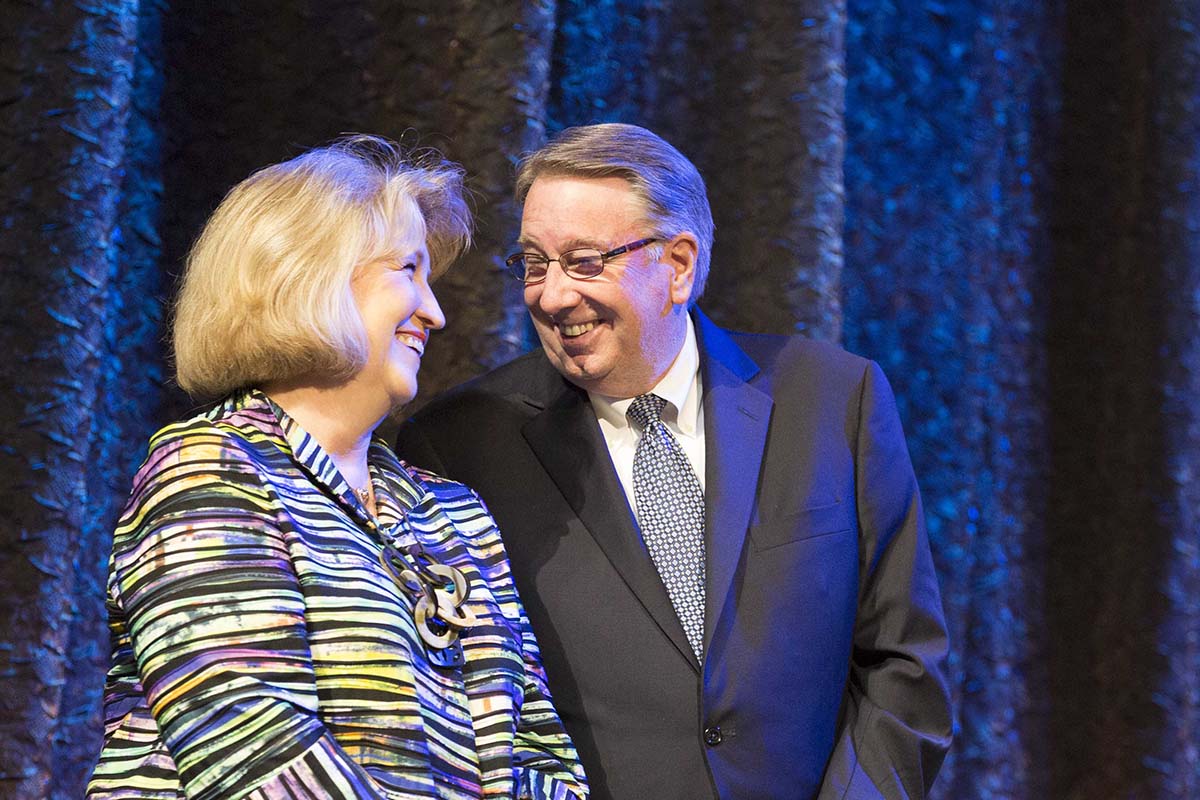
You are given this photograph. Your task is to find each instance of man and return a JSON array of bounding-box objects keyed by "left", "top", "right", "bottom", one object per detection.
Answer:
[{"left": 396, "top": 123, "right": 953, "bottom": 799}]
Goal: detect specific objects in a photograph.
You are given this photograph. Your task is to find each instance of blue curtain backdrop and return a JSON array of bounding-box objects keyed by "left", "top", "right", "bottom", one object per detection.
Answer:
[
  {"left": 843, "top": 1, "right": 1061, "bottom": 795},
  {"left": 1, "top": 1, "right": 1198, "bottom": 797}
]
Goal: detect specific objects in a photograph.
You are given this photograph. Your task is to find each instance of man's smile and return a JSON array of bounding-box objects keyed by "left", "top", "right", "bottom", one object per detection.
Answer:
[{"left": 559, "top": 320, "right": 600, "bottom": 338}]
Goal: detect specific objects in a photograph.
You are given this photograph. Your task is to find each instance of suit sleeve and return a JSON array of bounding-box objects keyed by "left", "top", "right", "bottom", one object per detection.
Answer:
[
  {"left": 818, "top": 361, "right": 954, "bottom": 799},
  {"left": 97, "top": 425, "right": 388, "bottom": 800}
]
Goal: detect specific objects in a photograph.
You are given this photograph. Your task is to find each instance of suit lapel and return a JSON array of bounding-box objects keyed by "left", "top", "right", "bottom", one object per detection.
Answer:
[
  {"left": 522, "top": 379, "right": 699, "bottom": 670},
  {"left": 694, "top": 312, "right": 773, "bottom": 657}
]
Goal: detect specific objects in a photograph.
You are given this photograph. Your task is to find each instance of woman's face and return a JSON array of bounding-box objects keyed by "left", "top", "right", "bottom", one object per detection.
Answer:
[{"left": 350, "top": 239, "right": 444, "bottom": 412}]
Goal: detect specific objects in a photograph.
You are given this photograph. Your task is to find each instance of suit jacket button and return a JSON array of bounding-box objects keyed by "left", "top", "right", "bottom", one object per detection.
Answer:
[{"left": 703, "top": 725, "right": 723, "bottom": 746}]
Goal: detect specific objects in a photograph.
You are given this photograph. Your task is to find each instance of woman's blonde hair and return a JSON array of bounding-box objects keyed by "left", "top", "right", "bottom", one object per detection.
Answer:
[{"left": 173, "top": 135, "right": 470, "bottom": 399}]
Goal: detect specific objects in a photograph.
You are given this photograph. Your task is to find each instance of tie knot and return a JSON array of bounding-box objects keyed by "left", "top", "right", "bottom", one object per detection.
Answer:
[{"left": 627, "top": 393, "right": 668, "bottom": 430}]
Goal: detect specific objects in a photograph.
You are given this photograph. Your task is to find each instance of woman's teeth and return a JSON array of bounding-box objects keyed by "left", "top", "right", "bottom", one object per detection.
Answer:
[{"left": 396, "top": 332, "right": 425, "bottom": 355}]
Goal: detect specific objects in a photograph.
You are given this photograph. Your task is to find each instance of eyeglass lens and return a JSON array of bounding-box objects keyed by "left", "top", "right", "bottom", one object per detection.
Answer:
[{"left": 522, "top": 249, "right": 605, "bottom": 280}]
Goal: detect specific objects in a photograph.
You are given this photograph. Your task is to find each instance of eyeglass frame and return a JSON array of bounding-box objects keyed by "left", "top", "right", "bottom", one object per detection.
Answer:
[{"left": 504, "top": 237, "right": 661, "bottom": 285}]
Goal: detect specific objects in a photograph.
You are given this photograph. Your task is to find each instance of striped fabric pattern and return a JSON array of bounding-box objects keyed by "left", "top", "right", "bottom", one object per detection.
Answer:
[{"left": 87, "top": 391, "right": 588, "bottom": 800}]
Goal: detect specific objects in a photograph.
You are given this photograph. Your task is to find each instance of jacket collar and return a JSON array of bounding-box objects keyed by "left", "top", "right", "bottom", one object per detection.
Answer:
[
  {"left": 212, "top": 390, "right": 423, "bottom": 530},
  {"left": 692, "top": 311, "right": 773, "bottom": 660}
]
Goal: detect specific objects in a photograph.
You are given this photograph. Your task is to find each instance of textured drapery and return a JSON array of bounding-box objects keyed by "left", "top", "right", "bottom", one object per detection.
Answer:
[
  {"left": 0, "top": 2, "right": 149, "bottom": 796},
  {"left": 843, "top": 1, "right": 1061, "bottom": 795},
  {"left": 1, "top": 1, "right": 1197, "bottom": 797},
  {"left": 843, "top": 1, "right": 1200, "bottom": 797},
  {"left": 1042, "top": 2, "right": 1200, "bottom": 797}
]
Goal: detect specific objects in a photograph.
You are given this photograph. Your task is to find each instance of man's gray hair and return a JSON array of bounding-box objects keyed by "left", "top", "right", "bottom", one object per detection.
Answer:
[{"left": 514, "top": 123, "right": 714, "bottom": 304}]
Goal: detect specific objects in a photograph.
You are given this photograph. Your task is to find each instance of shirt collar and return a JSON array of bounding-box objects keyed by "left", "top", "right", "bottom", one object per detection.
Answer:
[{"left": 589, "top": 314, "right": 701, "bottom": 436}]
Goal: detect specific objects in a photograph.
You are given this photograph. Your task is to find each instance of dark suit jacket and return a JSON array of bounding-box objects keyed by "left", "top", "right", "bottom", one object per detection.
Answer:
[{"left": 396, "top": 311, "right": 953, "bottom": 800}]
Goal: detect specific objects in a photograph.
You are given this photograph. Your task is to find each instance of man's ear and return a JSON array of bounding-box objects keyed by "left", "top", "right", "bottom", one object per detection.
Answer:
[{"left": 662, "top": 233, "right": 698, "bottom": 306}]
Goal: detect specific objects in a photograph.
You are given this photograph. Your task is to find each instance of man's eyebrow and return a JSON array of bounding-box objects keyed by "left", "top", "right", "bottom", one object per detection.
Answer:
[{"left": 514, "top": 236, "right": 602, "bottom": 253}]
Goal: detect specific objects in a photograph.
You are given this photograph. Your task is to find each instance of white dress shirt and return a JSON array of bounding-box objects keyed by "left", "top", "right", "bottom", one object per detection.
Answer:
[{"left": 589, "top": 315, "right": 706, "bottom": 515}]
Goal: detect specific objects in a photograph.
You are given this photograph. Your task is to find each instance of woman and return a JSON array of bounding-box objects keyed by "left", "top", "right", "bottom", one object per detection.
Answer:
[{"left": 87, "top": 136, "right": 588, "bottom": 800}]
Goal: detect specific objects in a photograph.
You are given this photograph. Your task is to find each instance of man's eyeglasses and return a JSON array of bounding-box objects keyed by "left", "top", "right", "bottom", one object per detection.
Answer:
[{"left": 504, "top": 237, "right": 660, "bottom": 285}]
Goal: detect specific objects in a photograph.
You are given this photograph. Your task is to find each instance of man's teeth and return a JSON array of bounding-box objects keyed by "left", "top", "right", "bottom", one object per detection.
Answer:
[
  {"left": 396, "top": 333, "right": 425, "bottom": 355},
  {"left": 561, "top": 321, "right": 597, "bottom": 337}
]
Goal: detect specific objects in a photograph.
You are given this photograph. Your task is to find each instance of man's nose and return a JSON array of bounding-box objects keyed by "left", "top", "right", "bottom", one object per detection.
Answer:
[{"left": 531, "top": 261, "right": 580, "bottom": 315}]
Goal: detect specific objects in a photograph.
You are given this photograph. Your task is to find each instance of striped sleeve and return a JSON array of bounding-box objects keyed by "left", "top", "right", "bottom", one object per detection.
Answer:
[
  {"left": 452, "top": 486, "right": 588, "bottom": 800},
  {"left": 102, "top": 421, "right": 386, "bottom": 800},
  {"left": 513, "top": 605, "right": 589, "bottom": 800}
]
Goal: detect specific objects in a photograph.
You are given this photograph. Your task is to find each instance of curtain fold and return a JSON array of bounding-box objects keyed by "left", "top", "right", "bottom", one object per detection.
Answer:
[
  {"left": 1045, "top": 1, "right": 1200, "bottom": 796},
  {"left": 0, "top": 3, "right": 142, "bottom": 798},
  {"left": 843, "top": 1, "right": 1061, "bottom": 796},
  {"left": 1151, "top": 5, "right": 1200, "bottom": 788}
]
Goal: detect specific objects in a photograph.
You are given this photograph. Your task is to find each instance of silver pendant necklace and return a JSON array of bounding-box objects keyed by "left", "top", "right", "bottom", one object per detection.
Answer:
[{"left": 378, "top": 538, "right": 476, "bottom": 668}]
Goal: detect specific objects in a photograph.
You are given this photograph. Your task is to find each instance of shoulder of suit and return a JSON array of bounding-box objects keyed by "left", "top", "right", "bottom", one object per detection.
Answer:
[
  {"left": 408, "top": 348, "right": 562, "bottom": 425},
  {"left": 724, "top": 329, "right": 872, "bottom": 382}
]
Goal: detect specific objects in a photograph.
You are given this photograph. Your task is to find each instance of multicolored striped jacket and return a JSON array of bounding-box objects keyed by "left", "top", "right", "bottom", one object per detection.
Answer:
[{"left": 88, "top": 390, "right": 588, "bottom": 799}]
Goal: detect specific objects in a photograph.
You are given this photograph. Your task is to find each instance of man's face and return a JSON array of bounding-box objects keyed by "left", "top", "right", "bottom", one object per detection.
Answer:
[{"left": 520, "top": 175, "right": 694, "bottom": 398}]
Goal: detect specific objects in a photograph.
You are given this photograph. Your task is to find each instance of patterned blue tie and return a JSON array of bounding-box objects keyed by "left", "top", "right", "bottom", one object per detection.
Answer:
[{"left": 628, "top": 393, "right": 706, "bottom": 659}]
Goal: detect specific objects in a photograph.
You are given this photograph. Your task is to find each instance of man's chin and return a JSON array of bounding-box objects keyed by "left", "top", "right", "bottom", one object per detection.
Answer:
[{"left": 550, "top": 351, "right": 606, "bottom": 391}]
